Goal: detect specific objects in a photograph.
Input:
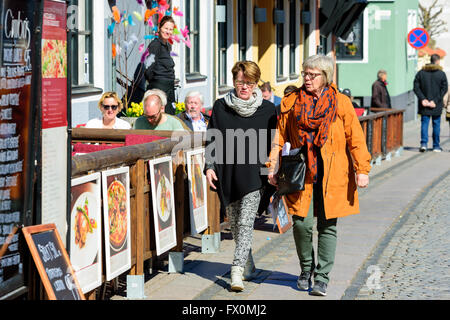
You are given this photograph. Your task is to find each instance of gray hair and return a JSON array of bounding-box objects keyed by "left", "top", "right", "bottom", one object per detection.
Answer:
[
  {"left": 377, "top": 69, "right": 387, "bottom": 79},
  {"left": 184, "top": 90, "right": 204, "bottom": 105},
  {"left": 302, "top": 54, "right": 334, "bottom": 85},
  {"left": 142, "top": 88, "right": 167, "bottom": 107}
]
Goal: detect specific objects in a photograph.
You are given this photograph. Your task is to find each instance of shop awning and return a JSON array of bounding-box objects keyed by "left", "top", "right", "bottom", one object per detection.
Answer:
[{"left": 320, "top": 0, "right": 368, "bottom": 39}]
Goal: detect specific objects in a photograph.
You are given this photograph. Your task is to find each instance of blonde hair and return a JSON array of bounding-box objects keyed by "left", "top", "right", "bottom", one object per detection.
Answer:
[
  {"left": 302, "top": 54, "right": 334, "bottom": 85},
  {"left": 231, "top": 60, "right": 261, "bottom": 83},
  {"left": 98, "top": 92, "right": 123, "bottom": 111},
  {"left": 142, "top": 88, "right": 167, "bottom": 107}
]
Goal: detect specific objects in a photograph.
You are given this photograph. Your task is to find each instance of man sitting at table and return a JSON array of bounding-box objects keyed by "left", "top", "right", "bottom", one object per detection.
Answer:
[{"left": 134, "top": 89, "right": 188, "bottom": 131}]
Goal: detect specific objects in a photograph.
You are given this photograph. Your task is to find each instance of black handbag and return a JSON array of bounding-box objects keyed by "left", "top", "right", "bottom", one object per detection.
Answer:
[{"left": 276, "top": 149, "right": 306, "bottom": 196}]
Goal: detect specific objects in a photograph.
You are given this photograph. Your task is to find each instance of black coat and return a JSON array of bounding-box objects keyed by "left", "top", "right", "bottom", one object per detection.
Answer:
[
  {"left": 414, "top": 64, "right": 448, "bottom": 116},
  {"left": 205, "top": 98, "right": 277, "bottom": 207}
]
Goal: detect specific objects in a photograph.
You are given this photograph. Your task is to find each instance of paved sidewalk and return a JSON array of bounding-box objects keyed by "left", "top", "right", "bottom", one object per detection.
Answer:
[{"left": 111, "top": 117, "right": 450, "bottom": 300}]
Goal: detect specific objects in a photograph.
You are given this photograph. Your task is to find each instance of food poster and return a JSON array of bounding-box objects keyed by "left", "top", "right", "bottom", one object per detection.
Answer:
[
  {"left": 186, "top": 149, "right": 208, "bottom": 235},
  {"left": 102, "top": 167, "right": 131, "bottom": 281},
  {"left": 40, "top": 0, "right": 68, "bottom": 246},
  {"left": 149, "top": 157, "right": 177, "bottom": 256},
  {"left": 69, "top": 173, "right": 102, "bottom": 293}
]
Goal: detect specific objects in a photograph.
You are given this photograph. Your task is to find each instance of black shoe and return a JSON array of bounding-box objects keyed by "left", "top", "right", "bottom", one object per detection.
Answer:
[
  {"left": 310, "top": 280, "right": 327, "bottom": 296},
  {"left": 296, "top": 272, "right": 312, "bottom": 291}
]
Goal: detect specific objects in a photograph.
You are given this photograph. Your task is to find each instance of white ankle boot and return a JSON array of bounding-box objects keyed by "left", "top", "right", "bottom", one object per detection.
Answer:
[{"left": 230, "top": 266, "right": 244, "bottom": 291}]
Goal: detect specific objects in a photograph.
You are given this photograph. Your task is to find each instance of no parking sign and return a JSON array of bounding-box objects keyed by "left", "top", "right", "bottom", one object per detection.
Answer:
[{"left": 407, "top": 28, "right": 430, "bottom": 49}]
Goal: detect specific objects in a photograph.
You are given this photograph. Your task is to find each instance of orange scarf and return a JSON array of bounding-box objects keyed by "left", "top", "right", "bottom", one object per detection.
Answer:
[{"left": 294, "top": 85, "right": 337, "bottom": 182}]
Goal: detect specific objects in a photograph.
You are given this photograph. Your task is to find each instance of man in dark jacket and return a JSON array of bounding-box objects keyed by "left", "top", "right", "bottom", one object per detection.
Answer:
[
  {"left": 414, "top": 54, "right": 448, "bottom": 152},
  {"left": 177, "top": 91, "right": 209, "bottom": 131},
  {"left": 371, "top": 69, "right": 391, "bottom": 109}
]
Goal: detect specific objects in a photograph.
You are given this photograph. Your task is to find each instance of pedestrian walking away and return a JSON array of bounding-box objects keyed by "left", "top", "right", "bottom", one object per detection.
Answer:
[
  {"left": 371, "top": 69, "right": 391, "bottom": 109},
  {"left": 205, "top": 61, "right": 277, "bottom": 292},
  {"left": 144, "top": 16, "right": 177, "bottom": 115},
  {"left": 414, "top": 54, "right": 448, "bottom": 152},
  {"left": 267, "top": 54, "right": 372, "bottom": 297}
]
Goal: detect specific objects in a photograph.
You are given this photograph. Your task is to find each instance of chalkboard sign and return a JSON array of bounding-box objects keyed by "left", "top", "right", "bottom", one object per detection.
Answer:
[{"left": 22, "top": 224, "right": 85, "bottom": 300}]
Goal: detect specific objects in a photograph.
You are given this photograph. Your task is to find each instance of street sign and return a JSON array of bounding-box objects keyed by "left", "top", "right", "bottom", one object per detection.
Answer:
[{"left": 407, "top": 27, "right": 430, "bottom": 49}]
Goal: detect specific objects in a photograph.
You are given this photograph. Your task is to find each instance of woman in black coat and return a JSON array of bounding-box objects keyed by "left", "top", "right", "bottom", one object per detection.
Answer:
[
  {"left": 144, "top": 16, "right": 176, "bottom": 115},
  {"left": 205, "top": 61, "right": 277, "bottom": 292}
]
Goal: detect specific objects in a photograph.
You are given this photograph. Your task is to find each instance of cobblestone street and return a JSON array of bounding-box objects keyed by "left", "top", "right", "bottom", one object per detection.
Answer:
[{"left": 355, "top": 169, "right": 450, "bottom": 300}]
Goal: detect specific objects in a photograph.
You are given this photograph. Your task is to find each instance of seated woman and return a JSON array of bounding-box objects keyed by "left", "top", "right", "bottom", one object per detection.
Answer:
[{"left": 85, "top": 92, "right": 131, "bottom": 129}]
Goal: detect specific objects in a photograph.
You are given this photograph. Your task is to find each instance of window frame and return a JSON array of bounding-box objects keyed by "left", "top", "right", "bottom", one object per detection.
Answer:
[
  {"left": 69, "top": 0, "right": 94, "bottom": 89},
  {"left": 185, "top": 0, "right": 202, "bottom": 80},
  {"left": 336, "top": 9, "right": 369, "bottom": 64}
]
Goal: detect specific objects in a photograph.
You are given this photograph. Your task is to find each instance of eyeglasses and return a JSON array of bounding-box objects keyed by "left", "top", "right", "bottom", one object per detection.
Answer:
[
  {"left": 235, "top": 80, "right": 256, "bottom": 87},
  {"left": 301, "top": 71, "right": 323, "bottom": 80},
  {"left": 145, "top": 110, "right": 161, "bottom": 121},
  {"left": 102, "top": 104, "right": 119, "bottom": 111}
]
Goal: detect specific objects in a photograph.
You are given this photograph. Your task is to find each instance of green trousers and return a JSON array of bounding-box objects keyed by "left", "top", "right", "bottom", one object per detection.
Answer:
[{"left": 292, "top": 183, "right": 337, "bottom": 284}]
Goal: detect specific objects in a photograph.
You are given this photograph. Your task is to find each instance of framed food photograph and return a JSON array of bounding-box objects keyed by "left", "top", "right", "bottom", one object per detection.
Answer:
[
  {"left": 69, "top": 173, "right": 102, "bottom": 293},
  {"left": 268, "top": 196, "right": 293, "bottom": 234},
  {"left": 185, "top": 148, "right": 208, "bottom": 235},
  {"left": 148, "top": 156, "right": 177, "bottom": 256},
  {"left": 101, "top": 167, "right": 131, "bottom": 281}
]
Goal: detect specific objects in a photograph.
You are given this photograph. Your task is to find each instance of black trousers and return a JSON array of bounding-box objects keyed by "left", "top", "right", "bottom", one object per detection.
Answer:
[{"left": 147, "top": 78, "right": 176, "bottom": 115}]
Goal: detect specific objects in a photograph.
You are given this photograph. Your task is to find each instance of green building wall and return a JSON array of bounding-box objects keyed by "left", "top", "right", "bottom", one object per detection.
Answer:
[{"left": 337, "top": 0, "right": 419, "bottom": 121}]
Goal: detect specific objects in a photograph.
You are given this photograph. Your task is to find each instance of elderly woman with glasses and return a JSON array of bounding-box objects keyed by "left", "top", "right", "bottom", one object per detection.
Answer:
[
  {"left": 205, "top": 61, "right": 277, "bottom": 292},
  {"left": 85, "top": 92, "right": 131, "bottom": 129},
  {"left": 267, "top": 55, "right": 371, "bottom": 296}
]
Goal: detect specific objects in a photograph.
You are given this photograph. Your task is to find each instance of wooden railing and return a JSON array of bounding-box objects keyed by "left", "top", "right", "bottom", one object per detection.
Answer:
[
  {"left": 71, "top": 128, "right": 221, "bottom": 299},
  {"left": 358, "top": 108, "right": 404, "bottom": 161}
]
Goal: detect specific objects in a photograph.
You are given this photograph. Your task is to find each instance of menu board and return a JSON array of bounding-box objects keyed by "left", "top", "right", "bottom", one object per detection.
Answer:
[
  {"left": 0, "top": 0, "right": 37, "bottom": 298},
  {"left": 22, "top": 224, "right": 85, "bottom": 300},
  {"left": 40, "top": 0, "right": 68, "bottom": 244}
]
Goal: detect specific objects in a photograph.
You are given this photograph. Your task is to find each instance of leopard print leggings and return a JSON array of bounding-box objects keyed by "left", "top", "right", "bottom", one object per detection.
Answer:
[{"left": 226, "top": 189, "right": 261, "bottom": 268}]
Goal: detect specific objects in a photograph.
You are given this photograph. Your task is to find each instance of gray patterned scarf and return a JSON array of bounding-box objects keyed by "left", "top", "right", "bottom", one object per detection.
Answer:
[{"left": 224, "top": 87, "right": 263, "bottom": 117}]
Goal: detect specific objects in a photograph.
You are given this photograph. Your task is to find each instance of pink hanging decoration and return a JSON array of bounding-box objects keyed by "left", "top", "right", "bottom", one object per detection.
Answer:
[
  {"left": 182, "top": 35, "right": 192, "bottom": 49},
  {"left": 139, "top": 43, "right": 145, "bottom": 52}
]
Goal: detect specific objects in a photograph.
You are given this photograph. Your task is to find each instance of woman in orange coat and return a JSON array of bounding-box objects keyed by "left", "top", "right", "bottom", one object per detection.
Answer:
[{"left": 267, "top": 55, "right": 371, "bottom": 296}]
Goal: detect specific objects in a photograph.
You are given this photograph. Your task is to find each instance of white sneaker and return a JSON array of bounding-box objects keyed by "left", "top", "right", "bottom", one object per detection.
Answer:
[
  {"left": 230, "top": 266, "right": 244, "bottom": 291},
  {"left": 433, "top": 148, "right": 442, "bottom": 152}
]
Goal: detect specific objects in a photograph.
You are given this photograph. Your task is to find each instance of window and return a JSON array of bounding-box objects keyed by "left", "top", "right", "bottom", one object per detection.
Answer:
[
  {"left": 336, "top": 13, "right": 363, "bottom": 60},
  {"left": 237, "top": 0, "right": 247, "bottom": 61},
  {"left": 275, "top": 0, "right": 284, "bottom": 80},
  {"left": 289, "top": 0, "right": 297, "bottom": 77},
  {"left": 185, "top": 0, "right": 200, "bottom": 75},
  {"left": 69, "top": 0, "right": 93, "bottom": 87},
  {"left": 218, "top": 0, "right": 227, "bottom": 87}
]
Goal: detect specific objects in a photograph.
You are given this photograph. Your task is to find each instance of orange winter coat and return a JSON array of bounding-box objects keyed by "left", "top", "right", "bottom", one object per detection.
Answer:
[{"left": 267, "top": 85, "right": 372, "bottom": 219}]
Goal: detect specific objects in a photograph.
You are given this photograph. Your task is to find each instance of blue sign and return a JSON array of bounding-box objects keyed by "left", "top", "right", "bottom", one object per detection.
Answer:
[{"left": 408, "top": 28, "right": 430, "bottom": 49}]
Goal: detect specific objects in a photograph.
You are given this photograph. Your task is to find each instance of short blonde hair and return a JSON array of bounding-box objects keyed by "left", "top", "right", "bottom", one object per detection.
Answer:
[
  {"left": 98, "top": 92, "right": 123, "bottom": 111},
  {"left": 302, "top": 54, "right": 334, "bottom": 85},
  {"left": 231, "top": 60, "right": 261, "bottom": 83},
  {"left": 142, "top": 88, "right": 167, "bottom": 107}
]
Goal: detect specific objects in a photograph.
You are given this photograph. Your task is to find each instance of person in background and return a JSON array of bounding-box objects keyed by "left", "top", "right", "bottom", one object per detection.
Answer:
[
  {"left": 85, "top": 92, "right": 131, "bottom": 129},
  {"left": 205, "top": 61, "right": 277, "bottom": 292},
  {"left": 134, "top": 89, "right": 187, "bottom": 131},
  {"left": 414, "top": 54, "right": 448, "bottom": 153},
  {"left": 177, "top": 91, "right": 209, "bottom": 131},
  {"left": 260, "top": 81, "right": 282, "bottom": 107},
  {"left": 284, "top": 85, "right": 298, "bottom": 96},
  {"left": 443, "top": 84, "right": 450, "bottom": 134},
  {"left": 371, "top": 69, "right": 391, "bottom": 109},
  {"left": 267, "top": 55, "right": 371, "bottom": 297},
  {"left": 342, "top": 88, "right": 365, "bottom": 116},
  {"left": 144, "top": 16, "right": 177, "bottom": 115}
]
